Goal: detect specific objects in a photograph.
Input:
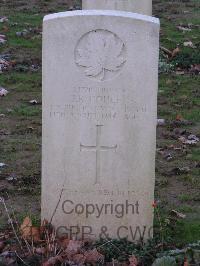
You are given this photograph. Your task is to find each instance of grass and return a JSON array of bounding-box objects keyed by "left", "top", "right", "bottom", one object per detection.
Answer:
[
  {"left": 182, "top": 109, "right": 200, "bottom": 123},
  {"left": 190, "top": 148, "right": 200, "bottom": 161},
  {"left": 180, "top": 165, "right": 200, "bottom": 187},
  {"left": 178, "top": 192, "right": 200, "bottom": 202},
  {"left": 158, "top": 74, "right": 200, "bottom": 122},
  {"left": 12, "top": 104, "right": 41, "bottom": 117},
  {"left": 178, "top": 205, "right": 196, "bottom": 214},
  {"left": 175, "top": 219, "right": 200, "bottom": 244}
]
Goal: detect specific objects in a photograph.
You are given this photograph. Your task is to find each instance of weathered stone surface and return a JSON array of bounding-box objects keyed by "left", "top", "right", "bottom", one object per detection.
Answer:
[
  {"left": 42, "top": 10, "right": 159, "bottom": 241},
  {"left": 82, "top": 0, "right": 152, "bottom": 16}
]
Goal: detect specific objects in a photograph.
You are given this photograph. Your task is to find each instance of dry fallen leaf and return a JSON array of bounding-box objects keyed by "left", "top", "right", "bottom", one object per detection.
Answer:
[
  {"left": 157, "top": 119, "right": 166, "bottom": 126},
  {"left": 20, "top": 216, "right": 32, "bottom": 240},
  {"left": 0, "top": 34, "right": 6, "bottom": 44},
  {"left": 2, "top": 26, "right": 9, "bottom": 33},
  {"left": 0, "top": 17, "right": 8, "bottom": 23},
  {"left": 183, "top": 41, "right": 196, "bottom": 48},
  {"left": 0, "top": 240, "right": 6, "bottom": 252},
  {"left": 106, "top": 261, "right": 128, "bottom": 266},
  {"left": 31, "top": 226, "right": 41, "bottom": 242},
  {"left": 129, "top": 255, "right": 138, "bottom": 266},
  {"left": 176, "top": 114, "right": 183, "bottom": 121},
  {"left": 177, "top": 26, "right": 192, "bottom": 32},
  {"left": 20, "top": 217, "right": 41, "bottom": 242},
  {"left": 34, "top": 247, "right": 47, "bottom": 255},
  {"left": 0, "top": 87, "right": 8, "bottom": 96},
  {"left": 0, "top": 59, "right": 10, "bottom": 73},
  {"left": 171, "top": 47, "right": 180, "bottom": 58},
  {"left": 188, "top": 134, "right": 199, "bottom": 142},
  {"left": 29, "top": 99, "right": 38, "bottom": 105},
  {"left": 171, "top": 210, "right": 186, "bottom": 219},
  {"left": 66, "top": 239, "right": 83, "bottom": 253},
  {"left": 0, "top": 163, "right": 6, "bottom": 168},
  {"left": 160, "top": 46, "right": 172, "bottom": 57},
  {"left": 43, "top": 255, "right": 63, "bottom": 266},
  {"left": 179, "top": 135, "right": 199, "bottom": 145},
  {"left": 84, "top": 248, "right": 104, "bottom": 264},
  {"left": 176, "top": 70, "right": 185, "bottom": 75},
  {"left": 73, "top": 253, "right": 86, "bottom": 265},
  {"left": 169, "top": 167, "right": 190, "bottom": 176},
  {"left": 190, "top": 64, "right": 200, "bottom": 74}
]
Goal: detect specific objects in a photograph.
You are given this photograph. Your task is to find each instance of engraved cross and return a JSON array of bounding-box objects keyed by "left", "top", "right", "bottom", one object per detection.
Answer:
[{"left": 80, "top": 125, "right": 117, "bottom": 185}]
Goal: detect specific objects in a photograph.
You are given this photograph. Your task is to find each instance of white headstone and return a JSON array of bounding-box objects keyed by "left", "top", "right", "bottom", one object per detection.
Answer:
[
  {"left": 42, "top": 10, "right": 159, "bottom": 241},
  {"left": 82, "top": 0, "right": 152, "bottom": 16}
]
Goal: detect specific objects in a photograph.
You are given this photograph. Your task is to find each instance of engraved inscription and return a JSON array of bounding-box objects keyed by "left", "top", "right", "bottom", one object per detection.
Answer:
[
  {"left": 75, "top": 30, "right": 126, "bottom": 81},
  {"left": 63, "top": 189, "right": 135, "bottom": 197},
  {"left": 49, "top": 86, "right": 148, "bottom": 122},
  {"left": 80, "top": 125, "right": 117, "bottom": 185}
]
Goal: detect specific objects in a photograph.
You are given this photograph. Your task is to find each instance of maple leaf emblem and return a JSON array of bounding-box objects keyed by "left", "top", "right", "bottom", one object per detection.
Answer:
[{"left": 75, "top": 30, "right": 126, "bottom": 81}]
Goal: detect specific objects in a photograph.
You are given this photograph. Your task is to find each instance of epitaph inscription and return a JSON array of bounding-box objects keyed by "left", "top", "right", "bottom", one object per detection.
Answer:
[
  {"left": 80, "top": 125, "right": 117, "bottom": 185},
  {"left": 49, "top": 86, "right": 147, "bottom": 122},
  {"left": 75, "top": 30, "right": 126, "bottom": 81}
]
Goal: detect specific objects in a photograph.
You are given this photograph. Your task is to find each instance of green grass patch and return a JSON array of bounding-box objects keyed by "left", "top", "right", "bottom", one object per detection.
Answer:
[
  {"left": 9, "top": 12, "right": 43, "bottom": 26},
  {"left": 190, "top": 148, "right": 200, "bottom": 161},
  {"left": 158, "top": 74, "right": 200, "bottom": 121},
  {"left": 12, "top": 104, "right": 41, "bottom": 117},
  {"left": 178, "top": 193, "right": 194, "bottom": 202},
  {"left": 181, "top": 109, "right": 200, "bottom": 123},
  {"left": 174, "top": 219, "right": 200, "bottom": 244},
  {"left": 182, "top": 173, "right": 200, "bottom": 187},
  {"left": 0, "top": 72, "right": 41, "bottom": 92},
  {"left": 178, "top": 205, "right": 196, "bottom": 214}
]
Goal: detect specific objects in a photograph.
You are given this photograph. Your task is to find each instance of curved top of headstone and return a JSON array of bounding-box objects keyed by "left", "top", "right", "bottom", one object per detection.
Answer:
[
  {"left": 44, "top": 10, "right": 158, "bottom": 24},
  {"left": 82, "top": 0, "right": 152, "bottom": 16}
]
